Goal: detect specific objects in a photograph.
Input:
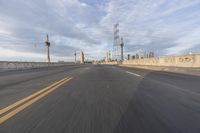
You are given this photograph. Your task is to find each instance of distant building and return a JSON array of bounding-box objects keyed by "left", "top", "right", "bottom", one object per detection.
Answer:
[
  {"left": 149, "top": 52, "right": 155, "bottom": 58},
  {"left": 135, "top": 51, "right": 155, "bottom": 59},
  {"left": 127, "top": 54, "right": 130, "bottom": 60},
  {"left": 105, "top": 52, "right": 109, "bottom": 63},
  {"left": 135, "top": 53, "right": 140, "bottom": 59},
  {"left": 132, "top": 55, "right": 136, "bottom": 60}
]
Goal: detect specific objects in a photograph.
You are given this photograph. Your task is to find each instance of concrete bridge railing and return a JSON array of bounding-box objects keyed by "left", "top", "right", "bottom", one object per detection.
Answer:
[
  {"left": 0, "top": 62, "right": 75, "bottom": 71},
  {"left": 123, "top": 54, "right": 200, "bottom": 68}
]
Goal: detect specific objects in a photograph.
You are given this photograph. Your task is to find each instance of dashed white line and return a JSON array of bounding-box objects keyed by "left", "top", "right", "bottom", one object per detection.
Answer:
[
  {"left": 85, "top": 67, "right": 90, "bottom": 70},
  {"left": 126, "top": 71, "right": 141, "bottom": 77}
]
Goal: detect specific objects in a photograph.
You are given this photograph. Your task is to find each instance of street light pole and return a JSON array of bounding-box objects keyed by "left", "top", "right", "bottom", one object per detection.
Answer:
[
  {"left": 74, "top": 50, "right": 77, "bottom": 64},
  {"left": 45, "top": 34, "right": 51, "bottom": 63}
]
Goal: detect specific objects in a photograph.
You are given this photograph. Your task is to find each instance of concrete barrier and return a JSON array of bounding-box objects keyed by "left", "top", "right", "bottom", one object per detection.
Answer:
[
  {"left": 0, "top": 62, "right": 75, "bottom": 72},
  {"left": 121, "top": 54, "right": 200, "bottom": 75},
  {"left": 100, "top": 61, "right": 118, "bottom": 65},
  {"left": 123, "top": 54, "right": 200, "bottom": 68}
]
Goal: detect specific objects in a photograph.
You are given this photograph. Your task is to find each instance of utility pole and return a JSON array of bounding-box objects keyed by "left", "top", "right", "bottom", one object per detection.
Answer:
[
  {"left": 109, "top": 50, "right": 111, "bottom": 61},
  {"left": 45, "top": 34, "right": 51, "bottom": 63},
  {"left": 120, "top": 37, "right": 124, "bottom": 61},
  {"left": 74, "top": 50, "right": 77, "bottom": 64}
]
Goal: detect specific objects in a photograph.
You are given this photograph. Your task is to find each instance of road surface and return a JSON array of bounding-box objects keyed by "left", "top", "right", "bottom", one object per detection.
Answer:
[{"left": 0, "top": 64, "right": 200, "bottom": 133}]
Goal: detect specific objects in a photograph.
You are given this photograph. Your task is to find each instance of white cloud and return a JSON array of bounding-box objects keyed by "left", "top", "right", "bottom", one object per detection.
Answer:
[
  {"left": 100, "top": 0, "right": 200, "bottom": 55},
  {"left": 0, "top": 0, "right": 200, "bottom": 61},
  {"left": 0, "top": 47, "right": 46, "bottom": 62},
  {"left": 166, "top": 29, "right": 200, "bottom": 55}
]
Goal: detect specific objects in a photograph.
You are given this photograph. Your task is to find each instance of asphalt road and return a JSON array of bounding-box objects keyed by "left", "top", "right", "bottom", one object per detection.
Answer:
[{"left": 0, "top": 64, "right": 200, "bottom": 133}]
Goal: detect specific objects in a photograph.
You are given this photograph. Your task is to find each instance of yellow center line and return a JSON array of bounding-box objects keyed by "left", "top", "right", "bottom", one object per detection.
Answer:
[
  {"left": 0, "top": 77, "right": 69, "bottom": 115},
  {"left": 0, "top": 77, "right": 72, "bottom": 124}
]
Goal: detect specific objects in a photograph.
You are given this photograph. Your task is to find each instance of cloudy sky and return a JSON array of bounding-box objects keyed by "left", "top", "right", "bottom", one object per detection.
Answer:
[{"left": 0, "top": 0, "right": 200, "bottom": 62}]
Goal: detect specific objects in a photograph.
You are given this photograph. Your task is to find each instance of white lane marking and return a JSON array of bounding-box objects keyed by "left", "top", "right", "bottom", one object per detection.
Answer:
[
  {"left": 126, "top": 71, "right": 141, "bottom": 77},
  {"left": 85, "top": 67, "right": 90, "bottom": 70}
]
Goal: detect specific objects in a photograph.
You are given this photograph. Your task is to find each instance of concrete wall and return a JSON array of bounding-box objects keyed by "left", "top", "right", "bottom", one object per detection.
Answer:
[
  {"left": 123, "top": 54, "right": 200, "bottom": 68},
  {"left": 0, "top": 62, "right": 75, "bottom": 71},
  {"left": 100, "top": 61, "right": 118, "bottom": 65}
]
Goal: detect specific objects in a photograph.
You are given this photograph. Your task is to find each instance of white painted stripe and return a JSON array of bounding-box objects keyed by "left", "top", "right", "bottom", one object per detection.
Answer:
[
  {"left": 126, "top": 71, "right": 141, "bottom": 77},
  {"left": 85, "top": 67, "right": 90, "bottom": 70}
]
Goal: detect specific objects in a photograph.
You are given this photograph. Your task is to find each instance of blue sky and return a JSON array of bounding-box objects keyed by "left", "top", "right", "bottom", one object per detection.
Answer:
[{"left": 0, "top": 0, "right": 200, "bottom": 61}]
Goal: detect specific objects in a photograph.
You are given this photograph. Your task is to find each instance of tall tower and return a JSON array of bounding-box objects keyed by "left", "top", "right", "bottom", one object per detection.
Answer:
[
  {"left": 113, "top": 23, "right": 120, "bottom": 61},
  {"left": 113, "top": 23, "right": 124, "bottom": 61},
  {"left": 45, "top": 34, "right": 51, "bottom": 63}
]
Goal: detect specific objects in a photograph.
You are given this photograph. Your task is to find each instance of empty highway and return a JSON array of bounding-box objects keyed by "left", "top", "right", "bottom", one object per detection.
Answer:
[{"left": 0, "top": 64, "right": 200, "bottom": 133}]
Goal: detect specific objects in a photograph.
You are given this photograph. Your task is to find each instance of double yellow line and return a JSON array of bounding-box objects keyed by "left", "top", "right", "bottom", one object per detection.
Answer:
[{"left": 0, "top": 76, "right": 72, "bottom": 124}]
